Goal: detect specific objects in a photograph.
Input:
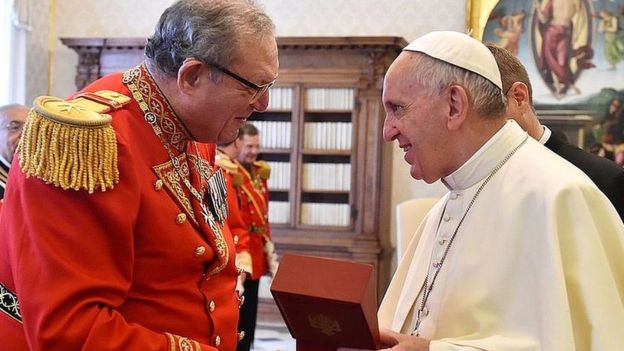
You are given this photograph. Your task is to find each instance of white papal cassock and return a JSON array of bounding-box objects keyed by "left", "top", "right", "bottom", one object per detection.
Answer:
[{"left": 379, "top": 120, "right": 624, "bottom": 350}]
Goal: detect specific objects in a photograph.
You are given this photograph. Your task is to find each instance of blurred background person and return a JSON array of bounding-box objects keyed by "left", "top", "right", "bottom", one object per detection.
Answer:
[
  {"left": 488, "top": 43, "right": 624, "bottom": 220},
  {"left": 0, "top": 104, "right": 28, "bottom": 199},
  {"left": 235, "top": 123, "right": 278, "bottom": 351}
]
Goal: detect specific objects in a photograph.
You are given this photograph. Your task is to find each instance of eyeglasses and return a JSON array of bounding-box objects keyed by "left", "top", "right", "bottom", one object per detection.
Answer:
[
  {"left": 3, "top": 120, "right": 24, "bottom": 133},
  {"left": 210, "top": 62, "right": 276, "bottom": 103}
]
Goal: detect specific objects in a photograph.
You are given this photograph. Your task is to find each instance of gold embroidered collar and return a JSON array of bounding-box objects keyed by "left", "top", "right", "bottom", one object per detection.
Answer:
[{"left": 122, "top": 63, "right": 191, "bottom": 152}]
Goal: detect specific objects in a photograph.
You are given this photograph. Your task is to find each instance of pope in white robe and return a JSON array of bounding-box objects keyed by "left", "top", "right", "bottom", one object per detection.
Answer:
[
  {"left": 379, "top": 120, "right": 624, "bottom": 350},
  {"left": 377, "top": 31, "right": 624, "bottom": 351}
]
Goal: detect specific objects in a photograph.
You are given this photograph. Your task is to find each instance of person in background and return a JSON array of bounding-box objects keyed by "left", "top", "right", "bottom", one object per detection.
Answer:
[
  {"left": 234, "top": 123, "right": 278, "bottom": 351},
  {"left": 0, "top": 0, "right": 278, "bottom": 350},
  {"left": 0, "top": 104, "right": 29, "bottom": 199},
  {"left": 215, "top": 129, "right": 253, "bottom": 297},
  {"left": 376, "top": 31, "right": 624, "bottom": 350},
  {"left": 487, "top": 43, "right": 624, "bottom": 220}
]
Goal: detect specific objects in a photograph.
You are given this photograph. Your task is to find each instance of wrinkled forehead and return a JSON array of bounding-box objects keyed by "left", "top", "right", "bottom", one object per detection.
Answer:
[{"left": 384, "top": 53, "right": 424, "bottom": 96}]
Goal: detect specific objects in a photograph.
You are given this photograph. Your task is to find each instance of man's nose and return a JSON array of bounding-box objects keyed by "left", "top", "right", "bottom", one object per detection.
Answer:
[
  {"left": 252, "top": 91, "right": 270, "bottom": 112},
  {"left": 382, "top": 116, "right": 398, "bottom": 142}
]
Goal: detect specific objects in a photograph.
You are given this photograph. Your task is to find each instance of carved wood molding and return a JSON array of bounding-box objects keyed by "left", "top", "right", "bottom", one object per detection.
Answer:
[{"left": 61, "top": 36, "right": 407, "bottom": 91}]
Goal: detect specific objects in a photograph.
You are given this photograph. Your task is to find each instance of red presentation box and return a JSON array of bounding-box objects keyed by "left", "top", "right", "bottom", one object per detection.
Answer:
[{"left": 270, "top": 254, "right": 380, "bottom": 351}]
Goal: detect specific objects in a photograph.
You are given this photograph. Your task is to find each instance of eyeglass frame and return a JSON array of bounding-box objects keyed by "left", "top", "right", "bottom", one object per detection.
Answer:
[{"left": 209, "top": 62, "right": 277, "bottom": 103}]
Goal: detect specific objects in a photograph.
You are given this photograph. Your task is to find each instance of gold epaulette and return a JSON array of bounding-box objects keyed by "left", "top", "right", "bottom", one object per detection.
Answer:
[
  {"left": 18, "top": 90, "right": 131, "bottom": 193},
  {"left": 254, "top": 160, "right": 271, "bottom": 180},
  {"left": 215, "top": 155, "right": 243, "bottom": 187}
]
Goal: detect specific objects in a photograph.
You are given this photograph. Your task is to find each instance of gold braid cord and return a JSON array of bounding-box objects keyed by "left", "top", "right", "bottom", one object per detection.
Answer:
[
  {"left": 165, "top": 333, "right": 202, "bottom": 351},
  {"left": 18, "top": 95, "right": 121, "bottom": 193}
]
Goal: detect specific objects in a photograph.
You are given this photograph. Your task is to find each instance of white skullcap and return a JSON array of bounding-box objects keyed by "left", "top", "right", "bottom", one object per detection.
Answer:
[{"left": 404, "top": 31, "right": 502, "bottom": 90}]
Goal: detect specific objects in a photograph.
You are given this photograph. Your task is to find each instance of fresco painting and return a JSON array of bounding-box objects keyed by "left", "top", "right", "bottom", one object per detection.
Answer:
[{"left": 484, "top": 0, "right": 624, "bottom": 163}]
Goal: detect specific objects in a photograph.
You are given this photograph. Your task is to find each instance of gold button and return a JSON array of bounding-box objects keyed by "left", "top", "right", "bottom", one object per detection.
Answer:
[
  {"left": 154, "top": 179, "right": 164, "bottom": 191},
  {"left": 195, "top": 246, "right": 206, "bottom": 256},
  {"left": 214, "top": 335, "right": 221, "bottom": 346},
  {"left": 209, "top": 300, "right": 216, "bottom": 312},
  {"left": 176, "top": 213, "right": 187, "bottom": 224},
  {"left": 233, "top": 235, "right": 239, "bottom": 245},
  {"left": 238, "top": 331, "right": 245, "bottom": 341}
]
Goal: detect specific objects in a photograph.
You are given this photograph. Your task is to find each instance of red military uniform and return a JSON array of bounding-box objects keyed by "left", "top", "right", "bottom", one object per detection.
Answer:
[
  {"left": 215, "top": 150, "right": 252, "bottom": 275},
  {"left": 229, "top": 155, "right": 274, "bottom": 351},
  {"left": 236, "top": 160, "right": 272, "bottom": 280},
  {"left": 0, "top": 63, "right": 242, "bottom": 351}
]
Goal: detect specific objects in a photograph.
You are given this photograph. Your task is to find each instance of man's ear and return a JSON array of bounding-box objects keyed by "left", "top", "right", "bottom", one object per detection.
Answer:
[
  {"left": 508, "top": 82, "right": 530, "bottom": 107},
  {"left": 177, "top": 58, "right": 205, "bottom": 94},
  {"left": 447, "top": 85, "right": 469, "bottom": 131}
]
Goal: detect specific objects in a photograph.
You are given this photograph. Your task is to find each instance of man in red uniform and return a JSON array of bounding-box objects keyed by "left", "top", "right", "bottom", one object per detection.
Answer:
[
  {"left": 215, "top": 130, "right": 253, "bottom": 289},
  {"left": 0, "top": 1, "right": 278, "bottom": 350},
  {"left": 234, "top": 123, "right": 278, "bottom": 351}
]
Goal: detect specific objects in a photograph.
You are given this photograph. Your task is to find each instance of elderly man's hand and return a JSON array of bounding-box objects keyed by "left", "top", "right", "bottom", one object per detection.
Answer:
[
  {"left": 377, "top": 329, "right": 430, "bottom": 350},
  {"left": 336, "top": 328, "right": 430, "bottom": 351}
]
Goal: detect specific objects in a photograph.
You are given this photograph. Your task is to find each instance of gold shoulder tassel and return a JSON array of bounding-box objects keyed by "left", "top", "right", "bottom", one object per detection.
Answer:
[
  {"left": 18, "top": 96, "right": 119, "bottom": 193},
  {"left": 254, "top": 160, "right": 271, "bottom": 180}
]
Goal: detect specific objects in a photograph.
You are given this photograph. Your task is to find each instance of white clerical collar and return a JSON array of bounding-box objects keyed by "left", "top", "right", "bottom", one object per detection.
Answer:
[
  {"left": 538, "top": 125, "right": 552, "bottom": 145},
  {"left": 442, "top": 120, "right": 528, "bottom": 190},
  {"left": 0, "top": 154, "right": 10, "bottom": 169}
]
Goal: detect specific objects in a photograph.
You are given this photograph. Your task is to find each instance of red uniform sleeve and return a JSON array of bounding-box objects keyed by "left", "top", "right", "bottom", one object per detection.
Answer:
[
  {"left": 2, "top": 146, "right": 219, "bottom": 351},
  {"left": 223, "top": 172, "right": 251, "bottom": 274}
]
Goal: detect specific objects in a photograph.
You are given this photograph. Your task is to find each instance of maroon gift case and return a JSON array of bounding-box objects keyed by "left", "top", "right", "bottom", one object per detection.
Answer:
[{"left": 270, "top": 254, "right": 380, "bottom": 351}]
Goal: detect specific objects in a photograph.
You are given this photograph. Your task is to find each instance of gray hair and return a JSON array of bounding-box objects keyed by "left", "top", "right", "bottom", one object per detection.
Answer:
[
  {"left": 145, "top": 0, "right": 275, "bottom": 76},
  {"left": 408, "top": 53, "right": 507, "bottom": 118}
]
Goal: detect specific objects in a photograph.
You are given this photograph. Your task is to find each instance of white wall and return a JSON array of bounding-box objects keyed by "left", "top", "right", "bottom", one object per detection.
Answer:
[
  {"left": 29, "top": 0, "right": 461, "bottom": 259},
  {"left": 24, "top": 0, "right": 50, "bottom": 105}
]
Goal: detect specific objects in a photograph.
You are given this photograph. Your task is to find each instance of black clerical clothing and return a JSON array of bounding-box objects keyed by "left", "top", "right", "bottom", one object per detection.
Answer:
[{"left": 545, "top": 132, "right": 624, "bottom": 220}]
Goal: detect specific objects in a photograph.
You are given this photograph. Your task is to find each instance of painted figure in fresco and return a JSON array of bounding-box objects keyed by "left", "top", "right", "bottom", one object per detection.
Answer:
[
  {"left": 533, "top": 0, "right": 594, "bottom": 98},
  {"left": 493, "top": 11, "right": 526, "bottom": 55},
  {"left": 596, "top": 9, "right": 624, "bottom": 69}
]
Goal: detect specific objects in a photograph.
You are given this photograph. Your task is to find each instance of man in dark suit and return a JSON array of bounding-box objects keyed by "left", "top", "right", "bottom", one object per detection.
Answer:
[
  {"left": 487, "top": 44, "right": 624, "bottom": 220},
  {"left": 0, "top": 104, "right": 29, "bottom": 199}
]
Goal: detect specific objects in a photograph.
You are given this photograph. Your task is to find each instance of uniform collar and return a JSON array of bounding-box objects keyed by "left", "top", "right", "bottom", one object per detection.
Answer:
[
  {"left": 123, "top": 62, "right": 192, "bottom": 152},
  {"left": 442, "top": 120, "right": 527, "bottom": 191}
]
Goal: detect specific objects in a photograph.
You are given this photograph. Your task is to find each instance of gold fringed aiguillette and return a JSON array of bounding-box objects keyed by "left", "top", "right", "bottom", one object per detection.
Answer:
[
  {"left": 18, "top": 95, "right": 120, "bottom": 193},
  {"left": 254, "top": 160, "right": 271, "bottom": 180}
]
